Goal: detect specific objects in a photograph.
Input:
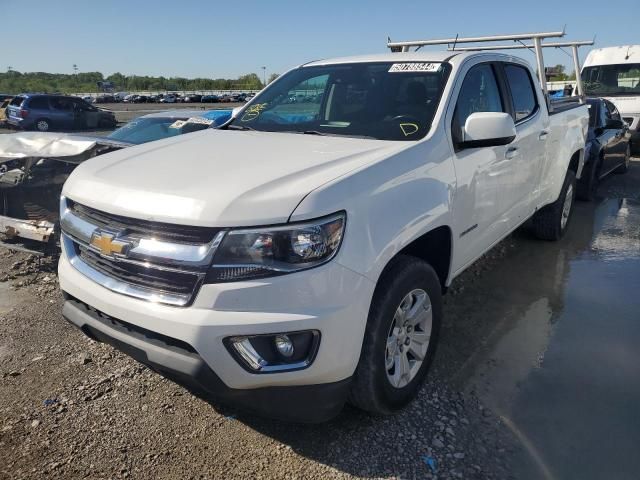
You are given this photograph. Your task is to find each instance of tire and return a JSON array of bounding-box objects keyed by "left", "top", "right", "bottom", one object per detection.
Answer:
[
  {"left": 614, "top": 144, "right": 631, "bottom": 174},
  {"left": 34, "top": 118, "right": 50, "bottom": 132},
  {"left": 576, "top": 154, "right": 602, "bottom": 202},
  {"left": 532, "top": 169, "right": 576, "bottom": 241},
  {"left": 349, "top": 255, "right": 442, "bottom": 415}
]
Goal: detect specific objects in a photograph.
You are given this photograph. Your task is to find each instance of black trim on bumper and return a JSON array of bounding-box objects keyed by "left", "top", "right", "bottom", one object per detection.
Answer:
[{"left": 61, "top": 295, "right": 350, "bottom": 423}]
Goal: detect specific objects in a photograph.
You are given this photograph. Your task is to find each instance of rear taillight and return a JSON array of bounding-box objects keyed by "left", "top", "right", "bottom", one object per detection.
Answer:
[{"left": 20, "top": 109, "right": 29, "bottom": 119}]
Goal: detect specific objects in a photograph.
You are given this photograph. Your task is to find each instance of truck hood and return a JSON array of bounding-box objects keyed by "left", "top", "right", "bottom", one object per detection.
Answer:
[{"left": 63, "top": 129, "right": 406, "bottom": 226}]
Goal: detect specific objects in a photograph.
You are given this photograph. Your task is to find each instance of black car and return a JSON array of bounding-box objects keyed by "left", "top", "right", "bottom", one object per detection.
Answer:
[
  {"left": 201, "top": 95, "right": 219, "bottom": 103},
  {"left": 578, "top": 98, "right": 632, "bottom": 200},
  {"left": 95, "top": 95, "right": 116, "bottom": 104},
  {"left": 183, "top": 94, "right": 202, "bottom": 103}
]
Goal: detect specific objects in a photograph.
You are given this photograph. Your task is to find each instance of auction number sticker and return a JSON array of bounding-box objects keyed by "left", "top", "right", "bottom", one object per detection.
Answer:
[{"left": 388, "top": 62, "right": 441, "bottom": 73}]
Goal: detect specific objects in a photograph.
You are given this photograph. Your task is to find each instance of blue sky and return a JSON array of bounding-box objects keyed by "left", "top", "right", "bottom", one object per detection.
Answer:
[{"left": 4, "top": 0, "right": 639, "bottom": 79}]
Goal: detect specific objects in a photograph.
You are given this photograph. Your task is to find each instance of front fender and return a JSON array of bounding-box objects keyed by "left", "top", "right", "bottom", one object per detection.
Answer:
[{"left": 290, "top": 138, "right": 456, "bottom": 284}]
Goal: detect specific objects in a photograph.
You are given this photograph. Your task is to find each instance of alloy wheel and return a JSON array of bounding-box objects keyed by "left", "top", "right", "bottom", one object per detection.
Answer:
[{"left": 385, "top": 288, "right": 433, "bottom": 389}]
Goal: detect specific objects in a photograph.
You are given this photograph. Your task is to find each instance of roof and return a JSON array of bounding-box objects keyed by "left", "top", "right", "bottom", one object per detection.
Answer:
[
  {"left": 583, "top": 45, "right": 640, "bottom": 68},
  {"left": 303, "top": 51, "right": 468, "bottom": 67}
]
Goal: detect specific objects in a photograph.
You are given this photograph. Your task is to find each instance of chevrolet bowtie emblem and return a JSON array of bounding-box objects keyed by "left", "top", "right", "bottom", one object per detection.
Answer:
[{"left": 89, "top": 231, "right": 132, "bottom": 257}]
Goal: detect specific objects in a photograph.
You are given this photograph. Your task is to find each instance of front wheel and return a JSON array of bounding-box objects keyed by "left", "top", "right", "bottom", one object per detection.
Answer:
[
  {"left": 532, "top": 169, "right": 576, "bottom": 241},
  {"left": 349, "top": 255, "right": 442, "bottom": 415}
]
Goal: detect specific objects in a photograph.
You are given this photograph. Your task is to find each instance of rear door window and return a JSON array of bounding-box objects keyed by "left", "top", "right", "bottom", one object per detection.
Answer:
[
  {"left": 504, "top": 64, "right": 538, "bottom": 122},
  {"left": 50, "top": 97, "right": 73, "bottom": 111},
  {"left": 28, "top": 97, "right": 50, "bottom": 110}
]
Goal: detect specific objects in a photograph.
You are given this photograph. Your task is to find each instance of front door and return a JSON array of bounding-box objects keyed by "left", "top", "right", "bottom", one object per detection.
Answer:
[{"left": 449, "top": 62, "right": 516, "bottom": 272}]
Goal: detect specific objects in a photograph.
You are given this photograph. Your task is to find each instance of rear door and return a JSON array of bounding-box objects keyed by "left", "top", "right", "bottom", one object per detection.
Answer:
[
  {"left": 449, "top": 62, "right": 515, "bottom": 271},
  {"left": 500, "top": 62, "right": 548, "bottom": 226}
]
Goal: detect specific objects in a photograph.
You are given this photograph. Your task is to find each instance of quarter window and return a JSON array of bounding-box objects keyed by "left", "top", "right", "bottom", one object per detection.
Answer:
[{"left": 504, "top": 65, "right": 538, "bottom": 122}]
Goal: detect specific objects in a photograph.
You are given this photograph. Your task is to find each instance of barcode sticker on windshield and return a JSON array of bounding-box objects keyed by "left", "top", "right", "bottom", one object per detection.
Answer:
[{"left": 388, "top": 63, "right": 441, "bottom": 73}]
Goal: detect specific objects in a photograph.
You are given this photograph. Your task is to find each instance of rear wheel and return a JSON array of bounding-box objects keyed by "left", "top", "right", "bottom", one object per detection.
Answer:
[
  {"left": 349, "top": 255, "right": 442, "bottom": 415},
  {"left": 614, "top": 144, "right": 631, "bottom": 174},
  {"left": 532, "top": 169, "right": 576, "bottom": 241},
  {"left": 35, "top": 119, "right": 50, "bottom": 132}
]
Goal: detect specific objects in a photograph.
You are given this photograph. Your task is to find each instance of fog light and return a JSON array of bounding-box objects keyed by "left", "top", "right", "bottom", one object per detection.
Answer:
[
  {"left": 225, "top": 330, "right": 320, "bottom": 373},
  {"left": 274, "top": 334, "right": 294, "bottom": 358}
]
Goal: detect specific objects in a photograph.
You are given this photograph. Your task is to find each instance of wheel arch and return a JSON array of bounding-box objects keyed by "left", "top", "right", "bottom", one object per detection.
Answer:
[
  {"left": 381, "top": 225, "right": 453, "bottom": 293},
  {"left": 568, "top": 148, "right": 585, "bottom": 179}
]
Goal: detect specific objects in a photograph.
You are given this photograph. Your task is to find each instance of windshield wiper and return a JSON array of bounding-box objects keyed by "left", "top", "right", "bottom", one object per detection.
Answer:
[
  {"left": 301, "top": 130, "right": 328, "bottom": 136},
  {"left": 227, "top": 124, "right": 256, "bottom": 131},
  {"left": 286, "top": 130, "right": 376, "bottom": 139}
]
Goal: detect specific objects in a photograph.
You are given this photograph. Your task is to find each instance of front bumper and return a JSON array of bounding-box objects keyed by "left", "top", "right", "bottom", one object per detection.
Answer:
[
  {"left": 58, "top": 250, "right": 375, "bottom": 420},
  {"left": 62, "top": 296, "right": 351, "bottom": 422}
]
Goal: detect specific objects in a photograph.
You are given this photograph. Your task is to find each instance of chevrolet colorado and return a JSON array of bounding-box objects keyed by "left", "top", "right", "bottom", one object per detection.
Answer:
[{"left": 58, "top": 50, "right": 588, "bottom": 421}]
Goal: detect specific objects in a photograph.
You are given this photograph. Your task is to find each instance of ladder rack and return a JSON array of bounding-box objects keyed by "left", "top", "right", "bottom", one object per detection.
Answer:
[{"left": 387, "top": 30, "right": 593, "bottom": 107}]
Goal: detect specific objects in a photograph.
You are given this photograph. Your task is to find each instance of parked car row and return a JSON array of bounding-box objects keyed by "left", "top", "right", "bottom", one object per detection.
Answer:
[{"left": 91, "top": 92, "right": 254, "bottom": 104}]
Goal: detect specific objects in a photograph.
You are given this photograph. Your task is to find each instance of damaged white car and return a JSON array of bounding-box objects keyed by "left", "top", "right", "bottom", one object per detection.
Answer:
[{"left": 0, "top": 109, "right": 232, "bottom": 253}]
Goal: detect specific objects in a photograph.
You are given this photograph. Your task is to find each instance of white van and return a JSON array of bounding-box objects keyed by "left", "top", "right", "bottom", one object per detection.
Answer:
[{"left": 582, "top": 46, "right": 640, "bottom": 152}]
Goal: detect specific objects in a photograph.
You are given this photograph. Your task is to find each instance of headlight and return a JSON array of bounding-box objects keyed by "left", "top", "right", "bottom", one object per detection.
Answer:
[{"left": 205, "top": 212, "right": 345, "bottom": 283}]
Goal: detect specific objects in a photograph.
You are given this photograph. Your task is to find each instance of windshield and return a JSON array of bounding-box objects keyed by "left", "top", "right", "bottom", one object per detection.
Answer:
[
  {"left": 228, "top": 62, "right": 451, "bottom": 141},
  {"left": 582, "top": 64, "right": 640, "bottom": 96},
  {"left": 107, "top": 116, "right": 212, "bottom": 144}
]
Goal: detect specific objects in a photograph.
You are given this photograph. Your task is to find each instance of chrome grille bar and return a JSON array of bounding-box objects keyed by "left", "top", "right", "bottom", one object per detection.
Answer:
[{"left": 60, "top": 196, "right": 225, "bottom": 307}]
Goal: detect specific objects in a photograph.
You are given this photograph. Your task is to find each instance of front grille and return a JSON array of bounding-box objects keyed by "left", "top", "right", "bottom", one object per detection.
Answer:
[
  {"left": 78, "top": 245, "right": 200, "bottom": 296},
  {"left": 68, "top": 200, "right": 218, "bottom": 244},
  {"left": 62, "top": 198, "right": 219, "bottom": 307}
]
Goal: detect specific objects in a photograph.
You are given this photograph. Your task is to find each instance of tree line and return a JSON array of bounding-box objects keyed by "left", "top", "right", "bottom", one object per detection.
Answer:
[{"left": 0, "top": 71, "right": 267, "bottom": 94}]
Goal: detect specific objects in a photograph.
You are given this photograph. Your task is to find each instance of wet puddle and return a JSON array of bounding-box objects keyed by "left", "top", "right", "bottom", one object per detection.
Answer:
[{"left": 455, "top": 198, "right": 640, "bottom": 479}]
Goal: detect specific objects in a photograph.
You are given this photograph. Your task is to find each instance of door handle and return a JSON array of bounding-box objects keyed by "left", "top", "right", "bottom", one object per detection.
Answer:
[
  {"left": 538, "top": 130, "right": 549, "bottom": 140},
  {"left": 505, "top": 147, "right": 519, "bottom": 159}
]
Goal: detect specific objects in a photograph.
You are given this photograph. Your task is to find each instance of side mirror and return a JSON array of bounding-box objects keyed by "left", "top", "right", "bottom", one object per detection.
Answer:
[
  {"left": 605, "top": 118, "right": 624, "bottom": 130},
  {"left": 460, "top": 112, "right": 516, "bottom": 149}
]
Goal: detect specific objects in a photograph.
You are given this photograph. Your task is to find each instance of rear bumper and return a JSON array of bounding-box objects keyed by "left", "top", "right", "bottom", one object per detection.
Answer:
[
  {"left": 62, "top": 296, "right": 351, "bottom": 422},
  {"left": 7, "top": 117, "right": 28, "bottom": 129}
]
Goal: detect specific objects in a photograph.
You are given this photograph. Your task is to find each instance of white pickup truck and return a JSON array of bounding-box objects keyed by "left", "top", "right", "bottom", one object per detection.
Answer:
[{"left": 58, "top": 50, "right": 588, "bottom": 422}]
